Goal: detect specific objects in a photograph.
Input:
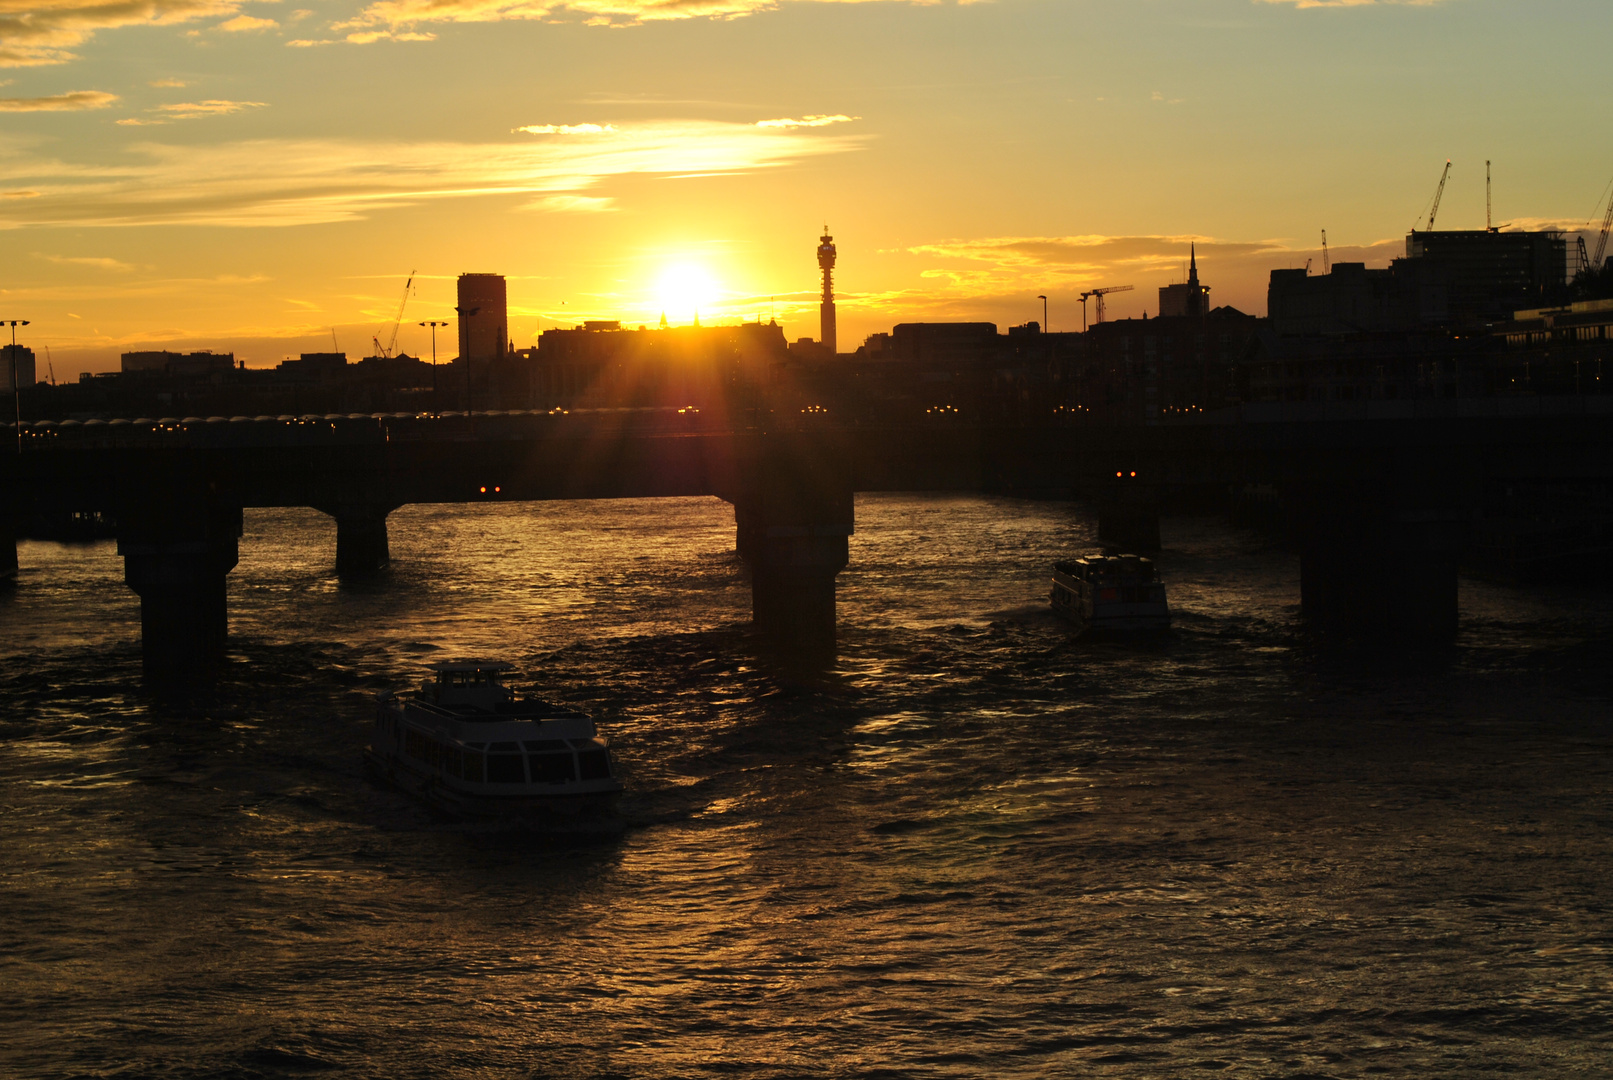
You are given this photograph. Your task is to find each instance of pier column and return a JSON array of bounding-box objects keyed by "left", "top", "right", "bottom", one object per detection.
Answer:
[
  {"left": 1097, "top": 474, "right": 1161, "bottom": 553},
  {"left": 0, "top": 510, "right": 15, "bottom": 588},
  {"left": 1299, "top": 504, "right": 1464, "bottom": 641},
  {"left": 330, "top": 504, "right": 394, "bottom": 578},
  {"left": 119, "top": 501, "right": 242, "bottom": 677},
  {"left": 730, "top": 432, "right": 854, "bottom": 653}
]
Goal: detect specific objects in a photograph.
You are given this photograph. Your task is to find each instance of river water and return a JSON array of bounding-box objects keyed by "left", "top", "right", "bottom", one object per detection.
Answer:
[{"left": 2, "top": 494, "right": 1610, "bottom": 1078}]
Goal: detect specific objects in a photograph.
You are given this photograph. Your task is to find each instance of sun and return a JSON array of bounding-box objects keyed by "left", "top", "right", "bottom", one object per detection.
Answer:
[{"left": 654, "top": 263, "right": 717, "bottom": 325}]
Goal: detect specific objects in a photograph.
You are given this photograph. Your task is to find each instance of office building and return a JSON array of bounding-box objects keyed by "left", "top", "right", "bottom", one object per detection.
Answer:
[
  {"left": 2, "top": 344, "right": 35, "bottom": 390},
  {"left": 457, "top": 273, "right": 508, "bottom": 362}
]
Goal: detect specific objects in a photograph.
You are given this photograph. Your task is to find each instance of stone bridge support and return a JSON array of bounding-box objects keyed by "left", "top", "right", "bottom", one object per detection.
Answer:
[
  {"left": 1097, "top": 471, "right": 1161, "bottom": 553},
  {"left": 119, "top": 499, "right": 243, "bottom": 678},
  {"left": 319, "top": 502, "right": 398, "bottom": 578},
  {"left": 729, "top": 433, "right": 854, "bottom": 653},
  {"left": 1298, "top": 501, "right": 1466, "bottom": 642}
]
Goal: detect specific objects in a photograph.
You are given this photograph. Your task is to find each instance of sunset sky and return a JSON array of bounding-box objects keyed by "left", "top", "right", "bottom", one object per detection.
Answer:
[{"left": 1, "top": 0, "right": 1609, "bottom": 373}]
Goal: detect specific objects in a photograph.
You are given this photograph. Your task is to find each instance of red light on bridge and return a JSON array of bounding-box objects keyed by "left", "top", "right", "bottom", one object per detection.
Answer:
[{"left": 479, "top": 486, "right": 486, "bottom": 493}]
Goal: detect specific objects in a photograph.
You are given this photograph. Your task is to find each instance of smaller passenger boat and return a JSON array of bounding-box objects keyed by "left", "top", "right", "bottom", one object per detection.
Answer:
[
  {"left": 1050, "top": 554, "right": 1172, "bottom": 633},
  {"left": 368, "top": 660, "right": 622, "bottom": 823}
]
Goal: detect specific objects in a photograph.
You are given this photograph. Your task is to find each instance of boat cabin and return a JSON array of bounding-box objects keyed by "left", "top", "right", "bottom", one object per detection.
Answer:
[{"left": 422, "top": 660, "right": 516, "bottom": 709}]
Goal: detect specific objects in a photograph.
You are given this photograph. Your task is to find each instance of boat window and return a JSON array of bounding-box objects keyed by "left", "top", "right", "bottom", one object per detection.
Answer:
[
  {"left": 576, "top": 749, "right": 611, "bottom": 781},
  {"left": 462, "top": 752, "right": 484, "bottom": 783},
  {"left": 489, "top": 741, "right": 520, "bottom": 751},
  {"left": 443, "top": 747, "right": 462, "bottom": 778},
  {"left": 486, "top": 753, "right": 525, "bottom": 784},
  {"left": 529, "top": 752, "right": 577, "bottom": 784},
  {"left": 404, "top": 728, "right": 431, "bottom": 762},
  {"left": 1098, "top": 588, "right": 1119, "bottom": 603},
  {"left": 523, "top": 739, "right": 568, "bottom": 751}
]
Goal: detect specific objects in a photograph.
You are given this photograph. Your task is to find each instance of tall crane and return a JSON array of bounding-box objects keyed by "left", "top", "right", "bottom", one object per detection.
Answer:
[
  {"left": 1078, "top": 285, "right": 1134, "bottom": 330},
  {"left": 375, "top": 270, "right": 416, "bottom": 359},
  {"left": 1418, "top": 160, "right": 1451, "bottom": 232},
  {"left": 1321, "top": 229, "right": 1330, "bottom": 274},
  {"left": 1593, "top": 177, "right": 1613, "bottom": 270}
]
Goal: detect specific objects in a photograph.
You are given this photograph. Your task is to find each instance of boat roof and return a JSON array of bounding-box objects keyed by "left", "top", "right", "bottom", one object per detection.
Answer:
[{"left": 425, "top": 659, "right": 515, "bottom": 673}]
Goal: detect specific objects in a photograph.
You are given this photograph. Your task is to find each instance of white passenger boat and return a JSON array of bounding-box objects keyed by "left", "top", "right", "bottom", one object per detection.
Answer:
[
  {"left": 1050, "top": 554, "right": 1172, "bottom": 633},
  {"left": 368, "top": 660, "right": 623, "bottom": 821}
]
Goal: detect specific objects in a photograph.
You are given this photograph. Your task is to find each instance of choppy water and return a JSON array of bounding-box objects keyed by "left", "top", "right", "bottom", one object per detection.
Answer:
[{"left": 2, "top": 494, "right": 1611, "bottom": 1078}]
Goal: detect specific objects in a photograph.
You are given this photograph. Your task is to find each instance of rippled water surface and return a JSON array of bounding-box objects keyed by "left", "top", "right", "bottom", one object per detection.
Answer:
[{"left": 2, "top": 494, "right": 1610, "bottom": 1078}]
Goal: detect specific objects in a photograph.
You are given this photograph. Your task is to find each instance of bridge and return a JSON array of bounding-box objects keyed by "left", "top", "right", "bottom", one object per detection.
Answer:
[{"left": 3, "top": 397, "right": 1610, "bottom": 677}]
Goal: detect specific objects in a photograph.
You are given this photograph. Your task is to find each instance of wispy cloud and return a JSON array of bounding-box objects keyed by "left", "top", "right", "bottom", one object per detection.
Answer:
[
  {"left": 0, "top": 89, "right": 116, "bottom": 110},
  {"left": 0, "top": 0, "right": 242, "bottom": 67},
  {"left": 115, "top": 98, "right": 266, "bottom": 125},
  {"left": 755, "top": 114, "right": 858, "bottom": 129},
  {"left": 0, "top": 118, "right": 865, "bottom": 227},
  {"left": 216, "top": 13, "right": 276, "bottom": 29},
  {"left": 148, "top": 77, "right": 187, "bottom": 87},
  {"left": 515, "top": 122, "right": 616, "bottom": 135},
  {"left": 341, "top": 0, "right": 908, "bottom": 36},
  {"left": 343, "top": 28, "right": 435, "bottom": 42},
  {"left": 36, "top": 252, "right": 133, "bottom": 269},
  {"left": 903, "top": 233, "right": 1405, "bottom": 303},
  {"left": 1256, "top": 0, "right": 1446, "bottom": 7}
]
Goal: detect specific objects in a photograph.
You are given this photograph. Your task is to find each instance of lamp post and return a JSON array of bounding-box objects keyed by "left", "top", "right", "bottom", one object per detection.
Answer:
[
  {"left": 4, "top": 319, "right": 28, "bottom": 453},
  {"left": 454, "top": 305, "right": 479, "bottom": 417},
  {"left": 419, "top": 320, "right": 447, "bottom": 415}
]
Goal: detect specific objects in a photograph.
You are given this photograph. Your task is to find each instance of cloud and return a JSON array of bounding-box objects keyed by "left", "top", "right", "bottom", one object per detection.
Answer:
[
  {"left": 0, "top": 118, "right": 865, "bottom": 227},
  {"left": 341, "top": 0, "right": 906, "bottom": 36},
  {"left": 148, "top": 77, "right": 187, "bottom": 87},
  {"left": 285, "top": 36, "right": 333, "bottom": 44},
  {"left": 0, "top": 89, "right": 116, "bottom": 109},
  {"left": 755, "top": 114, "right": 858, "bottom": 129},
  {"left": 515, "top": 122, "right": 615, "bottom": 134},
  {"left": 116, "top": 98, "right": 266, "bottom": 124},
  {"left": 0, "top": 0, "right": 243, "bottom": 67},
  {"left": 216, "top": 13, "right": 275, "bottom": 28},
  {"left": 343, "top": 28, "right": 435, "bottom": 42},
  {"left": 903, "top": 233, "right": 1407, "bottom": 307},
  {"left": 36, "top": 252, "right": 133, "bottom": 269},
  {"left": 1256, "top": 0, "right": 1446, "bottom": 6}
]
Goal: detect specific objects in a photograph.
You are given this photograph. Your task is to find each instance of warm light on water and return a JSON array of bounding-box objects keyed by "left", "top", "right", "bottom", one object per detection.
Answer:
[{"left": 1, "top": 495, "right": 1610, "bottom": 1076}]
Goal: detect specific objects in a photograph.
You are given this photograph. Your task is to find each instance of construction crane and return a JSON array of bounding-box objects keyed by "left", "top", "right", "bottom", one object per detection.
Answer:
[
  {"left": 1593, "top": 176, "right": 1613, "bottom": 269},
  {"left": 1321, "top": 230, "right": 1330, "bottom": 274},
  {"left": 1078, "top": 285, "right": 1134, "bottom": 330},
  {"left": 1417, "top": 160, "right": 1451, "bottom": 232},
  {"left": 374, "top": 270, "right": 416, "bottom": 358}
]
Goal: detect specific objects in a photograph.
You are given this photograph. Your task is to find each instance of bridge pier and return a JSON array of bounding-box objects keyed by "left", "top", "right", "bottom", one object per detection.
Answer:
[
  {"left": 119, "top": 502, "right": 242, "bottom": 678},
  {"left": 736, "top": 507, "right": 850, "bottom": 648},
  {"left": 730, "top": 433, "right": 854, "bottom": 654},
  {"left": 1097, "top": 479, "right": 1161, "bottom": 553},
  {"left": 326, "top": 504, "right": 395, "bottom": 578},
  {"left": 1299, "top": 506, "right": 1464, "bottom": 641},
  {"left": 0, "top": 512, "right": 15, "bottom": 588}
]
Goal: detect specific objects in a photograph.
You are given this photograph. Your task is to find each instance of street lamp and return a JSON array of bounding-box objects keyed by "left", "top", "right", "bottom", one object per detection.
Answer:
[
  {"left": 454, "top": 305, "right": 479, "bottom": 418},
  {"left": 3, "top": 319, "right": 28, "bottom": 452},
  {"left": 419, "top": 320, "right": 448, "bottom": 414}
]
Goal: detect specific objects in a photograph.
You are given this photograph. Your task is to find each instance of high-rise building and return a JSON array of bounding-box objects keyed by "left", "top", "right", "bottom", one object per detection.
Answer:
[
  {"left": 1158, "top": 244, "right": 1210, "bottom": 318},
  {"left": 456, "top": 273, "right": 508, "bottom": 362},
  {"left": 818, "top": 228, "right": 838, "bottom": 355},
  {"left": 1, "top": 344, "right": 35, "bottom": 390}
]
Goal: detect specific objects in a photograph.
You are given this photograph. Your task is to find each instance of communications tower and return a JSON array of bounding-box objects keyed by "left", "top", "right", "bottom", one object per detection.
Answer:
[{"left": 817, "top": 226, "right": 837, "bottom": 355}]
